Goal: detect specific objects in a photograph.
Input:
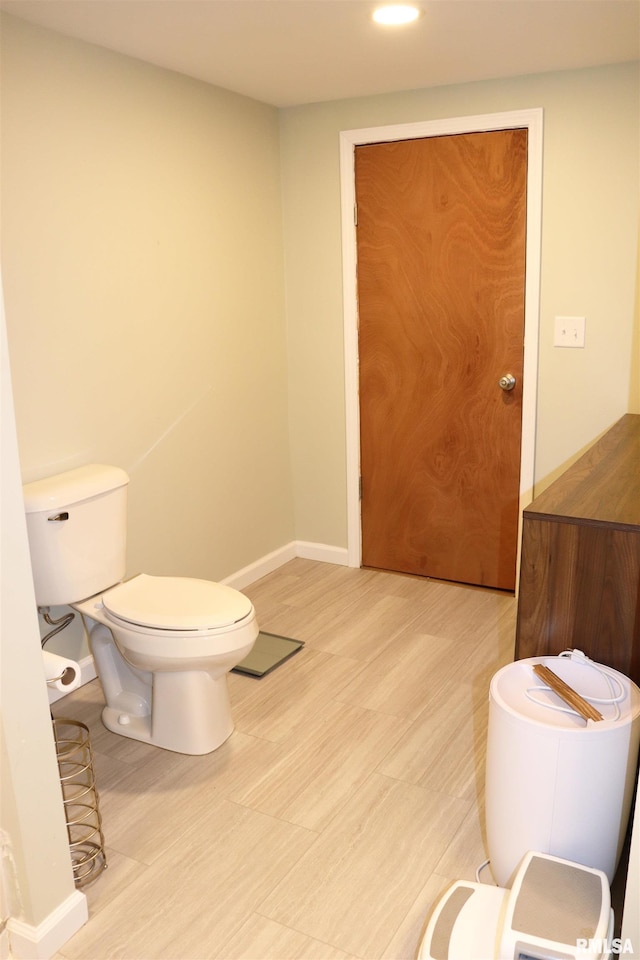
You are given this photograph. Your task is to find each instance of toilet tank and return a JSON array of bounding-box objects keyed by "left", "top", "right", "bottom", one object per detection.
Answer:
[{"left": 23, "top": 464, "right": 129, "bottom": 606}]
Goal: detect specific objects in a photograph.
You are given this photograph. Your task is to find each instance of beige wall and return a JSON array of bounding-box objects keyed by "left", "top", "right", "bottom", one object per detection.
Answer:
[
  {"left": 3, "top": 14, "right": 638, "bottom": 577},
  {"left": 1, "top": 288, "right": 81, "bottom": 937},
  {"left": 280, "top": 61, "right": 640, "bottom": 541},
  {"left": 630, "top": 226, "right": 640, "bottom": 414},
  {"left": 1, "top": 14, "right": 294, "bottom": 591}
]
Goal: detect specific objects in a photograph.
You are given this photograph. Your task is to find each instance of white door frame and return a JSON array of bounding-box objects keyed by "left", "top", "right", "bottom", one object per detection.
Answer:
[{"left": 340, "top": 108, "right": 544, "bottom": 572}]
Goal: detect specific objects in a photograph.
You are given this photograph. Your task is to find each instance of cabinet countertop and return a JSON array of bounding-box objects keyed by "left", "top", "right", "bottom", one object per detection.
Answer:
[{"left": 524, "top": 413, "right": 640, "bottom": 531}]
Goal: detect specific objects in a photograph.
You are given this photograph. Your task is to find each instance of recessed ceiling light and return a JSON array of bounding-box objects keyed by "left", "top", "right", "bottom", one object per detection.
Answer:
[{"left": 372, "top": 4, "right": 421, "bottom": 26}]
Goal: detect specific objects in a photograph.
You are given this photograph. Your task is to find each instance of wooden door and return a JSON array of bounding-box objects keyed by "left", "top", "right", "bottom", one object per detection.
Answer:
[{"left": 356, "top": 129, "right": 527, "bottom": 591}]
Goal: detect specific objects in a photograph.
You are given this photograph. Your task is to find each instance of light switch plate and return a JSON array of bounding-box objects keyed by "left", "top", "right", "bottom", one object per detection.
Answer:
[{"left": 554, "top": 316, "right": 586, "bottom": 348}]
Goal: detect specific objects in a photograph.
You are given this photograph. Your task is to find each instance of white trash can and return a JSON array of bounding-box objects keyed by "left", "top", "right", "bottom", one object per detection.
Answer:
[{"left": 485, "top": 650, "right": 640, "bottom": 887}]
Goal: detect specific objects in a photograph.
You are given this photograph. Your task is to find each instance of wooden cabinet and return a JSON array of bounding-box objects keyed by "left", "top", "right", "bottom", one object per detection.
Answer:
[{"left": 515, "top": 414, "right": 640, "bottom": 685}]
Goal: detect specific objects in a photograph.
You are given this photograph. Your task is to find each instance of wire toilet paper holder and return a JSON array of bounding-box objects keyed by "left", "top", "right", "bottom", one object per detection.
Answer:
[{"left": 52, "top": 717, "right": 107, "bottom": 887}]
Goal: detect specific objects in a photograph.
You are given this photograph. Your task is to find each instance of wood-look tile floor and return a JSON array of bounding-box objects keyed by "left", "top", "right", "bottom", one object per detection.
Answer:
[{"left": 52, "top": 559, "right": 516, "bottom": 960}]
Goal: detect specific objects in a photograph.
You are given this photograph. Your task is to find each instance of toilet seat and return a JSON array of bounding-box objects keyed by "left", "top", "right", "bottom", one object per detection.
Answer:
[{"left": 102, "top": 573, "right": 253, "bottom": 633}]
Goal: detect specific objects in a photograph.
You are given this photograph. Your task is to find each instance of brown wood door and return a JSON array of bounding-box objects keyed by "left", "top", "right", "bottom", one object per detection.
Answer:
[{"left": 356, "top": 129, "right": 527, "bottom": 590}]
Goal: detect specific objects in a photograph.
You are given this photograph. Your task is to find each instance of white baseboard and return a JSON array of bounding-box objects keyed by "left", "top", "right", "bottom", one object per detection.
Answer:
[
  {"left": 8, "top": 890, "right": 88, "bottom": 960},
  {"left": 221, "top": 542, "right": 298, "bottom": 591},
  {"left": 222, "top": 540, "right": 350, "bottom": 591},
  {"left": 294, "top": 541, "right": 350, "bottom": 566}
]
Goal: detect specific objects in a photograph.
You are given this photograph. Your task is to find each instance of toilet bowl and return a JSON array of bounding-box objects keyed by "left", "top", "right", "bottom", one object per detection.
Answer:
[
  {"left": 23, "top": 464, "right": 259, "bottom": 756},
  {"left": 75, "top": 574, "right": 258, "bottom": 754}
]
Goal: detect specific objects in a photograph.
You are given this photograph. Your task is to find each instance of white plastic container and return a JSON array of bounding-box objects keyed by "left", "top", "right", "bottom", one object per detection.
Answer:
[{"left": 485, "top": 651, "right": 640, "bottom": 886}]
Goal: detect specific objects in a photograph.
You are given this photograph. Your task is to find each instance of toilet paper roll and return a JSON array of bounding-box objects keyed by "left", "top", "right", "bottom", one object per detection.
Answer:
[{"left": 42, "top": 650, "right": 81, "bottom": 698}]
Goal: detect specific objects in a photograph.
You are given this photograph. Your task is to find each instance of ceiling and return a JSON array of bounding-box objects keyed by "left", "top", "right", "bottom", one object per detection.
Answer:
[{"left": 1, "top": 0, "right": 638, "bottom": 107}]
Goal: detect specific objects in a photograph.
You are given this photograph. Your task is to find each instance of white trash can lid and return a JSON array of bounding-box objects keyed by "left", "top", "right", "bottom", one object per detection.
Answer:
[{"left": 490, "top": 653, "right": 640, "bottom": 730}]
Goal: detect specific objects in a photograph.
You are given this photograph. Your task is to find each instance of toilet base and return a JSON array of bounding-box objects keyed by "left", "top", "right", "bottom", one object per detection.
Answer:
[
  {"left": 101, "top": 670, "right": 235, "bottom": 755},
  {"left": 82, "top": 614, "right": 249, "bottom": 756}
]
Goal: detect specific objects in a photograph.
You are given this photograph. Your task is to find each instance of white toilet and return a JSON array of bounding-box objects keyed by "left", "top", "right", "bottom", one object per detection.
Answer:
[{"left": 23, "top": 464, "right": 258, "bottom": 755}]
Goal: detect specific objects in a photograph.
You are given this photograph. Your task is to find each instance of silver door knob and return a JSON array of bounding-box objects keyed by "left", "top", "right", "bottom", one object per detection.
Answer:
[{"left": 498, "top": 374, "right": 516, "bottom": 392}]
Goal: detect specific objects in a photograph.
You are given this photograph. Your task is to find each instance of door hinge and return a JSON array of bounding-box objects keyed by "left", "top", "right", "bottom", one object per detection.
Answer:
[
  {"left": 354, "top": 203, "right": 358, "bottom": 227},
  {"left": 359, "top": 476, "right": 363, "bottom": 500}
]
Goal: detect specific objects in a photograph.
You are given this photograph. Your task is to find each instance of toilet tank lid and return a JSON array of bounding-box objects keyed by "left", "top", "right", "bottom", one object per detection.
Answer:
[{"left": 24, "top": 464, "right": 129, "bottom": 513}]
